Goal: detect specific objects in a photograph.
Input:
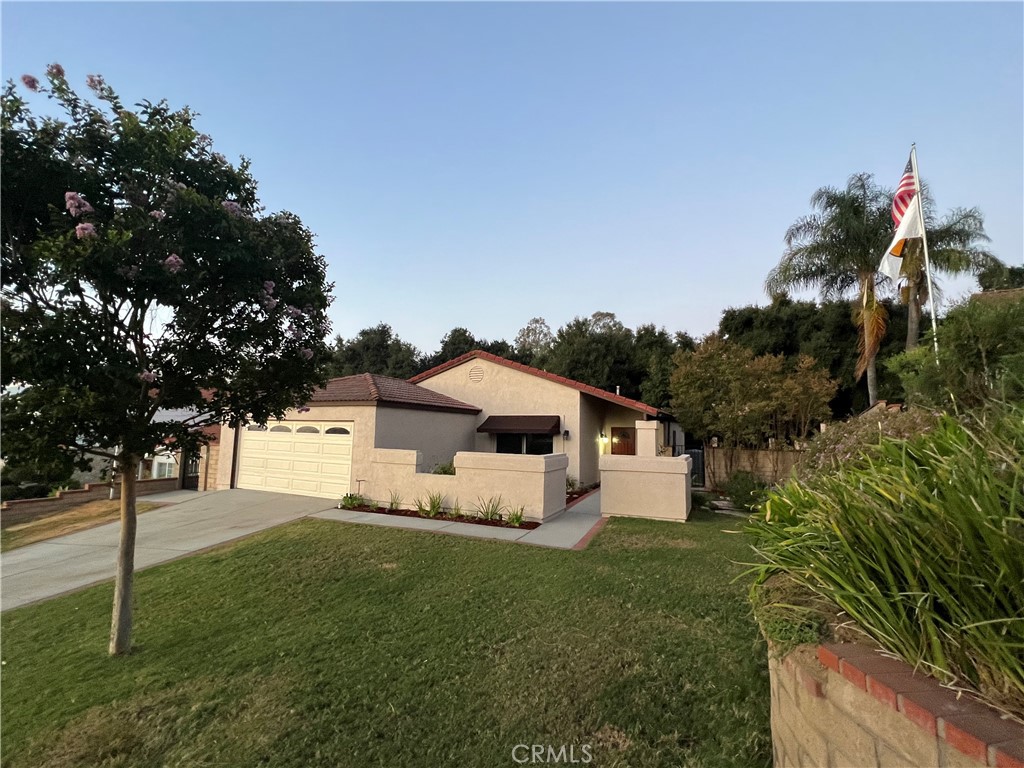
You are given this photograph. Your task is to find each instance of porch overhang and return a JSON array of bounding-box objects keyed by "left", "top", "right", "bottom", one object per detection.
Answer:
[{"left": 476, "top": 415, "right": 561, "bottom": 435}]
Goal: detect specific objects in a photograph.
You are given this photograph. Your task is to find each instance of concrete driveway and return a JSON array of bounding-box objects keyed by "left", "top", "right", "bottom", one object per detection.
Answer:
[{"left": 1, "top": 489, "right": 335, "bottom": 611}]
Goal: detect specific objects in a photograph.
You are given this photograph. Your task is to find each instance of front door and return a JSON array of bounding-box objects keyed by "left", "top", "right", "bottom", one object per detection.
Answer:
[
  {"left": 610, "top": 427, "right": 636, "bottom": 455},
  {"left": 182, "top": 452, "right": 200, "bottom": 490}
]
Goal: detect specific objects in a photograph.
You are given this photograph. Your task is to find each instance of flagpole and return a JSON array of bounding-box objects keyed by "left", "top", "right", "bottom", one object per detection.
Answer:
[{"left": 909, "top": 144, "right": 940, "bottom": 363}]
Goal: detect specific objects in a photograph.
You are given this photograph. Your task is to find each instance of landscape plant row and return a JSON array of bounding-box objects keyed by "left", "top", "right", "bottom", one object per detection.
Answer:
[
  {"left": 338, "top": 491, "right": 527, "bottom": 527},
  {"left": 747, "top": 399, "right": 1024, "bottom": 718}
]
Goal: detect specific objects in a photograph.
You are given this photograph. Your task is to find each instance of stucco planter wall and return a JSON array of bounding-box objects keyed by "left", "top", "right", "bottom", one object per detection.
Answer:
[{"left": 769, "top": 643, "right": 1023, "bottom": 768}]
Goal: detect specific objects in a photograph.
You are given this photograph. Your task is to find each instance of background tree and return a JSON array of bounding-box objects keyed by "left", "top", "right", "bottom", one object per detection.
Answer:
[
  {"left": 977, "top": 261, "right": 1024, "bottom": 291},
  {"left": 887, "top": 294, "right": 1024, "bottom": 408},
  {"left": 419, "top": 327, "right": 517, "bottom": 371},
  {"left": 766, "top": 173, "right": 893, "bottom": 405},
  {"left": 545, "top": 312, "right": 638, "bottom": 397},
  {"left": 891, "top": 195, "right": 995, "bottom": 349},
  {"left": 328, "top": 323, "right": 420, "bottom": 379},
  {"left": 513, "top": 316, "right": 554, "bottom": 367},
  {"left": 1, "top": 67, "right": 332, "bottom": 654},
  {"left": 669, "top": 335, "right": 836, "bottom": 484},
  {"left": 719, "top": 296, "right": 907, "bottom": 415}
]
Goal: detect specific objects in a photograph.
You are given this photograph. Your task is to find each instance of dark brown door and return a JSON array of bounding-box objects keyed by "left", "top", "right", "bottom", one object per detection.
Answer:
[
  {"left": 182, "top": 452, "right": 201, "bottom": 490},
  {"left": 611, "top": 427, "right": 636, "bottom": 455}
]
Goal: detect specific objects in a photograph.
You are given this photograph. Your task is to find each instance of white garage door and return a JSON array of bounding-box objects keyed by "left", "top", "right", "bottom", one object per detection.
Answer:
[{"left": 237, "top": 421, "right": 353, "bottom": 499}]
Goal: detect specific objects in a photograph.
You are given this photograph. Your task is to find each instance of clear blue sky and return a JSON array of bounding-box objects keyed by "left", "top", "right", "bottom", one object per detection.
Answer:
[{"left": 3, "top": 2, "right": 1022, "bottom": 354}]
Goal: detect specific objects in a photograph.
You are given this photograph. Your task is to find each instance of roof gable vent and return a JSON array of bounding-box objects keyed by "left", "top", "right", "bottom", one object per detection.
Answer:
[{"left": 468, "top": 365, "right": 484, "bottom": 383}]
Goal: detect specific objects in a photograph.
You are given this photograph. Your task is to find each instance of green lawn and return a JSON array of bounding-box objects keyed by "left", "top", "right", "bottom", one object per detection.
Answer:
[{"left": 1, "top": 511, "right": 770, "bottom": 768}]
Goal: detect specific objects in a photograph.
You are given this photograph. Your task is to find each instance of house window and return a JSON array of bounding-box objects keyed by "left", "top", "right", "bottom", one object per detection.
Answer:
[{"left": 496, "top": 433, "right": 554, "bottom": 455}]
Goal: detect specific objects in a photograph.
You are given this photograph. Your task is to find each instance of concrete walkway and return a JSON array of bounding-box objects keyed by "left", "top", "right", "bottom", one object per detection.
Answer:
[
  {"left": 1, "top": 489, "right": 334, "bottom": 611},
  {"left": 312, "top": 490, "right": 604, "bottom": 550}
]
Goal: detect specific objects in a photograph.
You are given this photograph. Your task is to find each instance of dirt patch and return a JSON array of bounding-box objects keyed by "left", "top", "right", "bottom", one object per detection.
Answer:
[
  {"left": 593, "top": 724, "right": 632, "bottom": 751},
  {"left": 1, "top": 499, "right": 163, "bottom": 551}
]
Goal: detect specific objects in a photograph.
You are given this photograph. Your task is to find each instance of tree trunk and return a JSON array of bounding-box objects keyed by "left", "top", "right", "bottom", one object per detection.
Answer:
[
  {"left": 109, "top": 457, "right": 138, "bottom": 656},
  {"left": 866, "top": 356, "right": 879, "bottom": 406},
  {"left": 906, "top": 280, "right": 922, "bottom": 350}
]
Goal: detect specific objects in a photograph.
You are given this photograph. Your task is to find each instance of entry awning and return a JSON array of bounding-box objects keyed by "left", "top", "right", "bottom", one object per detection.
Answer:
[{"left": 476, "top": 415, "right": 560, "bottom": 435}]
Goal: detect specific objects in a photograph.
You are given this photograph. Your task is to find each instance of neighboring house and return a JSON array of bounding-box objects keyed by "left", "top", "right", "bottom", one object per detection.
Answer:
[{"left": 409, "top": 350, "right": 678, "bottom": 486}]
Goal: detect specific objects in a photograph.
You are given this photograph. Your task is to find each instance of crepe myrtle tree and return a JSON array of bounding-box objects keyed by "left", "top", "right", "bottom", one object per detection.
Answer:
[{"left": 1, "top": 67, "right": 333, "bottom": 655}]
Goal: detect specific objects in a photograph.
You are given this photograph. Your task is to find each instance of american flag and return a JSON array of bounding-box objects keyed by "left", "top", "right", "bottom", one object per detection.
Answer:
[{"left": 892, "top": 154, "right": 917, "bottom": 226}]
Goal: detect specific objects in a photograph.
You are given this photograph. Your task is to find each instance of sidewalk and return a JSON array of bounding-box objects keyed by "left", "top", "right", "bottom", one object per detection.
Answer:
[{"left": 312, "top": 490, "right": 605, "bottom": 550}]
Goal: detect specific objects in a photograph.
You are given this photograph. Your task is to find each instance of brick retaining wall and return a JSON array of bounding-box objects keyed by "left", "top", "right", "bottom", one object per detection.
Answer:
[
  {"left": 770, "top": 643, "right": 1023, "bottom": 768},
  {"left": 1, "top": 477, "right": 180, "bottom": 527}
]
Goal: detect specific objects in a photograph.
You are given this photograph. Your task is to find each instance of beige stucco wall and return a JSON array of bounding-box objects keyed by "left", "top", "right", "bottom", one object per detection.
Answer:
[
  {"left": 416, "top": 357, "right": 582, "bottom": 476},
  {"left": 362, "top": 449, "right": 568, "bottom": 522},
  {"left": 577, "top": 395, "right": 604, "bottom": 486},
  {"left": 373, "top": 406, "right": 477, "bottom": 472},
  {"left": 599, "top": 454, "right": 692, "bottom": 521},
  {"left": 636, "top": 420, "right": 658, "bottom": 457}
]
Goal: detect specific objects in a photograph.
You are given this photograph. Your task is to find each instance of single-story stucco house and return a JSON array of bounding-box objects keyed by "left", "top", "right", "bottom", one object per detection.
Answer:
[{"left": 203, "top": 350, "right": 681, "bottom": 500}]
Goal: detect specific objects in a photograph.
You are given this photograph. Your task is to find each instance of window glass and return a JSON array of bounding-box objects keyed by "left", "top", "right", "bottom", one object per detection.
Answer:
[
  {"left": 296, "top": 426, "right": 319, "bottom": 434},
  {"left": 525, "top": 434, "right": 554, "bottom": 455},
  {"left": 246, "top": 425, "right": 267, "bottom": 432},
  {"left": 325, "top": 427, "right": 350, "bottom": 435},
  {"left": 270, "top": 425, "right": 291, "bottom": 432},
  {"left": 496, "top": 434, "right": 522, "bottom": 454}
]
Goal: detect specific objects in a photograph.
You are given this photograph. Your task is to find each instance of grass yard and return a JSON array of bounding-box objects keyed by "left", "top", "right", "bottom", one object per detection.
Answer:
[
  {"left": 1, "top": 510, "right": 770, "bottom": 768},
  {"left": 1, "top": 500, "right": 162, "bottom": 552}
]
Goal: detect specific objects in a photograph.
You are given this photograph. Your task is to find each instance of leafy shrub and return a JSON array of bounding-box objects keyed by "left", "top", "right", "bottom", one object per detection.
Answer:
[
  {"left": 339, "top": 493, "right": 365, "bottom": 510},
  {"left": 506, "top": 505, "right": 525, "bottom": 527},
  {"left": 796, "top": 406, "right": 941, "bottom": 482},
  {"left": 387, "top": 490, "right": 403, "bottom": 511},
  {"left": 432, "top": 461, "right": 456, "bottom": 475},
  {"left": 473, "top": 495, "right": 505, "bottom": 521},
  {"left": 415, "top": 492, "right": 445, "bottom": 518},
  {"left": 721, "top": 471, "right": 768, "bottom": 511},
  {"left": 887, "top": 295, "right": 1024, "bottom": 409},
  {"left": 566, "top": 474, "right": 579, "bottom": 493},
  {"left": 748, "top": 400, "right": 1024, "bottom": 717}
]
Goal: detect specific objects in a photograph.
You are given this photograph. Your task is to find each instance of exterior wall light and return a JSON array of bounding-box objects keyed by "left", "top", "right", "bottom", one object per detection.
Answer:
[
  {"left": 563, "top": 430, "right": 570, "bottom": 441},
  {"left": 599, "top": 431, "right": 608, "bottom": 443}
]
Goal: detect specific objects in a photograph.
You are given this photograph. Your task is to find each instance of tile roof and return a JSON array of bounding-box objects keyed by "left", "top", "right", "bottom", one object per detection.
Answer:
[
  {"left": 309, "top": 373, "right": 481, "bottom": 414},
  {"left": 409, "top": 350, "right": 666, "bottom": 417}
]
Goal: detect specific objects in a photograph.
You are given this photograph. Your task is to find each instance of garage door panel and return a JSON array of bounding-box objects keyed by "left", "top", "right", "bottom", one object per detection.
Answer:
[{"left": 237, "top": 421, "right": 353, "bottom": 499}]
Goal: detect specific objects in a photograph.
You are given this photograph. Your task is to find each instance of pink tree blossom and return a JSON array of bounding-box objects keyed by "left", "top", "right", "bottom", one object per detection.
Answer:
[
  {"left": 21, "top": 74, "right": 40, "bottom": 92},
  {"left": 222, "top": 200, "right": 244, "bottom": 217},
  {"left": 163, "top": 253, "right": 184, "bottom": 273},
  {"left": 75, "top": 223, "right": 97, "bottom": 239},
  {"left": 299, "top": 348, "right": 313, "bottom": 360},
  {"left": 138, "top": 371, "right": 157, "bottom": 383},
  {"left": 86, "top": 74, "right": 105, "bottom": 92},
  {"left": 46, "top": 63, "right": 65, "bottom": 78},
  {"left": 149, "top": 210, "right": 166, "bottom": 221},
  {"left": 65, "top": 191, "right": 94, "bottom": 217}
]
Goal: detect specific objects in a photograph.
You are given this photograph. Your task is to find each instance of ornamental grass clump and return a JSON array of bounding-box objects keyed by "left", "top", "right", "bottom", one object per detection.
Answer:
[{"left": 748, "top": 400, "right": 1024, "bottom": 717}]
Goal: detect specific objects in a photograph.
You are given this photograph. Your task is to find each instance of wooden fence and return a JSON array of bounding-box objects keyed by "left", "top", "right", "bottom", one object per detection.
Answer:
[{"left": 704, "top": 446, "right": 803, "bottom": 491}]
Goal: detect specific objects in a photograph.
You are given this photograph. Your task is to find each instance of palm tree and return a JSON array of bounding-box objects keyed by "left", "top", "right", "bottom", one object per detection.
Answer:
[
  {"left": 890, "top": 195, "right": 995, "bottom": 349},
  {"left": 766, "top": 173, "right": 892, "bottom": 405}
]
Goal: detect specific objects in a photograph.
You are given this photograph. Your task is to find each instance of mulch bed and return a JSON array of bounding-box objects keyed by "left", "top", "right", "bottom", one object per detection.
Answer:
[
  {"left": 343, "top": 504, "right": 541, "bottom": 531},
  {"left": 566, "top": 483, "right": 600, "bottom": 505}
]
